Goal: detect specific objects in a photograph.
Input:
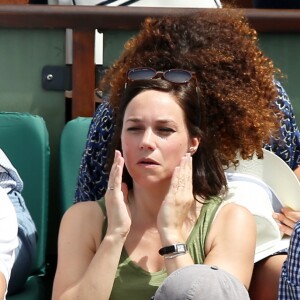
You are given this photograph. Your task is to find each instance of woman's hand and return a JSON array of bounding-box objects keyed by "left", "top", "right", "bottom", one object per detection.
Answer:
[
  {"left": 105, "top": 150, "right": 131, "bottom": 238},
  {"left": 273, "top": 207, "right": 300, "bottom": 236},
  {"left": 157, "top": 153, "right": 194, "bottom": 243}
]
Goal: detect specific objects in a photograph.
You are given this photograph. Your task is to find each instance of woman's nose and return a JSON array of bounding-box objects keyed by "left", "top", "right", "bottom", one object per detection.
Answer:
[{"left": 140, "top": 129, "right": 155, "bottom": 150}]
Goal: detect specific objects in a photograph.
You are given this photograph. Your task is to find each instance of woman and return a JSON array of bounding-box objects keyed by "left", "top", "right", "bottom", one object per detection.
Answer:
[
  {"left": 52, "top": 70, "right": 256, "bottom": 299},
  {"left": 72, "top": 9, "right": 300, "bottom": 299}
]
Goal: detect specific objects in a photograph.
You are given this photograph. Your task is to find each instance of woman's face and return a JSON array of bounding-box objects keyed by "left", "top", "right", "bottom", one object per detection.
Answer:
[{"left": 121, "top": 90, "right": 199, "bottom": 187}]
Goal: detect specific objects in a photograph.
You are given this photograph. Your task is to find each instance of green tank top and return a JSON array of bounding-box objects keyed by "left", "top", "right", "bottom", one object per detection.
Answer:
[{"left": 97, "top": 196, "right": 222, "bottom": 300}]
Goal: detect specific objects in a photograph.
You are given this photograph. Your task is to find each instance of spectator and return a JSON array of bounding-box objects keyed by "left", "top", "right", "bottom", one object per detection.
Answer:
[
  {"left": 0, "top": 186, "right": 18, "bottom": 300},
  {"left": 0, "top": 149, "right": 38, "bottom": 296}
]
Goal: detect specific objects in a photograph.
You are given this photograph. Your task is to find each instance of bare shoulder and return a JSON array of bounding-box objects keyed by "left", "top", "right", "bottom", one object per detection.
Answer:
[
  {"left": 59, "top": 201, "right": 105, "bottom": 243},
  {"left": 217, "top": 202, "right": 254, "bottom": 222},
  {"left": 63, "top": 201, "right": 104, "bottom": 221},
  {"left": 216, "top": 202, "right": 256, "bottom": 233},
  {"left": 206, "top": 202, "right": 256, "bottom": 249},
  {"left": 205, "top": 202, "right": 256, "bottom": 288}
]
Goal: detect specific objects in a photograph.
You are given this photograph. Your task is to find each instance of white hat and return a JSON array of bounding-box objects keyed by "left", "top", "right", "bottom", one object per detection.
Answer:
[
  {"left": 226, "top": 148, "right": 300, "bottom": 211},
  {"left": 224, "top": 148, "right": 300, "bottom": 262}
]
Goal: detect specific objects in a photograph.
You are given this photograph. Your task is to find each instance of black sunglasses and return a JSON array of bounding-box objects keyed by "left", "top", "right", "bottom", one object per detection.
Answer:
[{"left": 125, "top": 67, "right": 198, "bottom": 88}]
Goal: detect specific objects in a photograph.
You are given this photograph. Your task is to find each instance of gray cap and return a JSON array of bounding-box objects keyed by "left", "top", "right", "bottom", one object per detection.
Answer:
[{"left": 153, "top": 264, "right": 250, "bottom": 300}]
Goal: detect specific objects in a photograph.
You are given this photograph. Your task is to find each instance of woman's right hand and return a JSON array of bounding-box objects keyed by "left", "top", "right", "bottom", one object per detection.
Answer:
[{"left": 105, "top": 150, "right": 131, "bottom": 238}]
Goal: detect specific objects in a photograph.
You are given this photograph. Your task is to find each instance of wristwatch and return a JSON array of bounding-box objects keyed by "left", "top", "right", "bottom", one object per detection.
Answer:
[{"left": 158, "top": 243, "right": 187, "bottom": 256}]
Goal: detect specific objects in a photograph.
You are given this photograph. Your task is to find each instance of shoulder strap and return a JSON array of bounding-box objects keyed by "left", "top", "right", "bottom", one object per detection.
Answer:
[{"left": 97, "top": 198, "right": 108, "bottom": 240}]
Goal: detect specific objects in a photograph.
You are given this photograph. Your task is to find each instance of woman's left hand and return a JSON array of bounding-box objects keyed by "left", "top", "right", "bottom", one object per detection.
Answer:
[
  {"left": 273, "top": 207, "right": 300, "bottom": 236},
  {"left": 157, "top": 153, "right": 194, "bottom": 242}
]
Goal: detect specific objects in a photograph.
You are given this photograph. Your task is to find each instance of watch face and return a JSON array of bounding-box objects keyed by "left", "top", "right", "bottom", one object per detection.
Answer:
[{"left": 177, "top": 244, "right": 186, "bottom": 252}]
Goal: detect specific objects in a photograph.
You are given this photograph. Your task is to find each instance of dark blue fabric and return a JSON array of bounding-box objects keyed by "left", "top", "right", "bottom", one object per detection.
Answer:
[
  {"left": 264, "top": 81, "right": 300, "bottom": 170},
  {"left": 75, "top": 99, "right": 114, "bottom": 202}
]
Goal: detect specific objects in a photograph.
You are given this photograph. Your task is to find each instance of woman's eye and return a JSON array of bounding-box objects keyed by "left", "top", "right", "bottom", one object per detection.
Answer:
[
  {"left": 158, "top": 127, "right": 175, "bottom": 135},
  {"left": 127, "top": 126, "right": 142, "bottom": 132}
]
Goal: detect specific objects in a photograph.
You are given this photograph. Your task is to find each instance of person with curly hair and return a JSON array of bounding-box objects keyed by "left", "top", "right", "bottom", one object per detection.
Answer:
[{"left": 52, "top": 9, "right": 291, "bottom": 300}]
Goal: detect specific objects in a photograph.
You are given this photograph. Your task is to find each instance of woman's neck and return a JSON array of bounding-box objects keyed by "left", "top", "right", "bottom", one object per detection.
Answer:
[
  {"left": 128, "top": 185, "right": 166, "bottom": 226},
  {"left": 128, "top": 184, "right": 202, "bottom": 230}
]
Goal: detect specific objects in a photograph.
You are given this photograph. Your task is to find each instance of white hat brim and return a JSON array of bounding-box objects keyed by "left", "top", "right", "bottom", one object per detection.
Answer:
[{"left": 227, "top": 148, "right": 300, "bottom": 211}]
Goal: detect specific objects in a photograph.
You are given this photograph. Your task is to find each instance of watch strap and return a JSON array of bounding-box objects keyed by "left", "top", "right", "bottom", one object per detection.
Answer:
[{"left": 158, "top": 243, "right": 187, "bottom": 256}]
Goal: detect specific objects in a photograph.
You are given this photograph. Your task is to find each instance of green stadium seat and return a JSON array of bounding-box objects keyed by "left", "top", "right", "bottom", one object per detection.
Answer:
[{"left": 59, "top": 117, "right": 92, "bottom": 214}]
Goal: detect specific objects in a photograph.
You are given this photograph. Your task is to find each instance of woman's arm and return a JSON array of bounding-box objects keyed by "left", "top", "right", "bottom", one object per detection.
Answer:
[
  {"left": 204, "top": 203, "right": 256, "bottom": 289},
  {"left": 52, "top": 202, "right": 127, "bottom": 300},
  {"left": 53, "top": 151, "right": 130, "bottom": 300}
]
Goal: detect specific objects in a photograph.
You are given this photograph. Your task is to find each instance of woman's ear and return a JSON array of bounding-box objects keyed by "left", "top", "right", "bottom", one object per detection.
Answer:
[{"left": 189, "top": 137, "right": 200, "bottom": 154}]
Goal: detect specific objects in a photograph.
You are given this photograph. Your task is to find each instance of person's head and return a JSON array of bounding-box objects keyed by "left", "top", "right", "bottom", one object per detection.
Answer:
[
  {"left": 109, "top": 74, "right": 226, "bottom": 200},
  {"left": 154, "top": 264, "right": 250, "bottom": 300},
  {"left": 101, "top": 9, "right": 281, "bottom": 168}
]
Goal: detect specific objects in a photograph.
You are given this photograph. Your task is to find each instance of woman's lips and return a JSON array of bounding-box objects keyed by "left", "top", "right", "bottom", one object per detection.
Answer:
[{"left": 138, "top": 158, "right": 159, "bottom": 166}]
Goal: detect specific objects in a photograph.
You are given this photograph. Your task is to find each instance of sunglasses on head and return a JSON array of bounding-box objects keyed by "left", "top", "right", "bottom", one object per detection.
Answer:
[{"left": 125, "top": 67, "right": 198, "bottom": 88}]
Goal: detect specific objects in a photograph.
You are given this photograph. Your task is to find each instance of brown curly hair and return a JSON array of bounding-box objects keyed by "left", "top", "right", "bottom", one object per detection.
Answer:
[{"left": 100, "top": 9, "right": 281, "bottom": 167}]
